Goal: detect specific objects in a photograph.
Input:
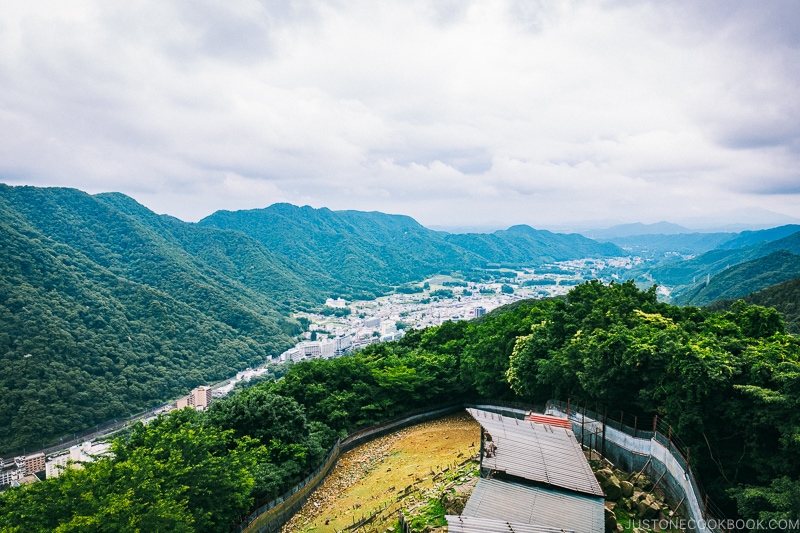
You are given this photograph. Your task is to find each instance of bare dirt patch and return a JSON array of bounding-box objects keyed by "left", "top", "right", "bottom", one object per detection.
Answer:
[{"left": 283, "top": 412, "right": 480, "bottom": 533}]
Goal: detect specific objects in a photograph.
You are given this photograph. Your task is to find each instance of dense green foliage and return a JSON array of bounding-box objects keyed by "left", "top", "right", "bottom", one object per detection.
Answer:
[
  {"left": 3, "top": 281, "right": 800, "bottom": 530},
  {"left": 0, "top": 186, "right": 314, "bottom": 454},
  {"left": 708, "top": 275, "right": 800, "bottom": 334},
  {"left": 680, "top": 251, "right": 800, "bottom": 306}
]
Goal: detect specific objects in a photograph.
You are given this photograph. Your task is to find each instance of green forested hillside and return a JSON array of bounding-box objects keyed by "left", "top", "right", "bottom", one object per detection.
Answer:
[
  {"left": 3, "top": 282, "right": 799, "bottom": 531},
  {"left": 200, "top": 204, "right": 624, "bottom": 297},
  {"left": 679, "top": 250, "right": 800, "bottom": 306},
  {"left": 635, "top": 230, "right": 800, "bottom": 299},
  {"left": 716, "top": 224, "right": 800, "bottom": 250},
  {"left": 603, "top": 232, "right": 735, "bottom": 257},
  {"left": 444, "top": 224, "right": 623, "bottom": 266},
  {"left": 199, "top": 203, "right": 482, "bottom": 299},
  {"left": 0, "top": 186, "right": 311, "bottom": 454},
  {"left": 708, "top": 275, "right": 800, "bottom": 334}
]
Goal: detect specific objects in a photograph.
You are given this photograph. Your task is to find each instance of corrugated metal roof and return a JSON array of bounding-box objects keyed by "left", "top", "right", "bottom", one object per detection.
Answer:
[
  {"left": 446, "top": 515, "right": 576, "bottom": 533},
  {"left": 460, "top": 478, "right": 604, "bottom": 533},
  {"left": 467, "top": 408, "right": 604, "bottom": 497},
  {"left": 526, "top": 413, "right": 573, "bottom": 429}
]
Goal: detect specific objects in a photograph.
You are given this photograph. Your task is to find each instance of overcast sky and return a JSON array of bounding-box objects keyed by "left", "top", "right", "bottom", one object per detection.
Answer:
[{"left": 1, "top": 0, "right": 799, "bottom": 230}]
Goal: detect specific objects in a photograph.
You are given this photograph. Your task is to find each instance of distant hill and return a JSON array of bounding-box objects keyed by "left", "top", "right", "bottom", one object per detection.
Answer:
[
  {"left": 444, "top": 225, "right": 623, "bottom": 266},
  {"left": 199, "top": 203, "right": 482, "bottom": 299},
  {"left": 707, "top": 275, "right": 800, "bottom": 334},
  {"left": 583, "top": 221, "right": 693, "bottom": 239},
  {"left": 678, "top": 251, "right": 800, "bottom": 306},
  {"left": 632, "top": 230, "right": 800, "bottom": 298},
  {"left": 604, "top": 232, "right": 735, "bottom": 258},
  {"left": 200, "top": 204, "right": 624, "bottom": 296},
  {"left": 715, "top": 225, "right": 800, "bottom": 250}
]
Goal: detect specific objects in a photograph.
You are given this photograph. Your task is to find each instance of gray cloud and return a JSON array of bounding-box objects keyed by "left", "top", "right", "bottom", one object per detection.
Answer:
[{"left": 0, "top": 0, "right": 798, "bottom": 229}]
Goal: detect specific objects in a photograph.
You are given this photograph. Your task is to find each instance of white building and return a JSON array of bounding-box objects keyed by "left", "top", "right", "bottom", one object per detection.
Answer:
[
  {"left": 380, "top": 321, "right": 397, "bottom": 337},
  {"left": 325, "top": 298, "right": 347, "bottom": 308},
  {"left": 363, "top": 317, "right": 381, "bottom": 328},
  {"left": 46, "top": 441, "right": 112, "bottom": 479}
]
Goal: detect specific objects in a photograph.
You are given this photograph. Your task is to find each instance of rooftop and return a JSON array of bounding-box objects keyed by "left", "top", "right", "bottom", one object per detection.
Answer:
[
  {"left": 460, "top": 478, "right": 604, "bottom": 533},
  {"left": 467, "top": 408, "right": 603, "bottom": 497}
]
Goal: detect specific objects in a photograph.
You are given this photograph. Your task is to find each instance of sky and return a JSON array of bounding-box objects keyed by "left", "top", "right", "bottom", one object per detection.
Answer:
[{"left": 1, "top": 0, "right": 799, "bottom": 231}]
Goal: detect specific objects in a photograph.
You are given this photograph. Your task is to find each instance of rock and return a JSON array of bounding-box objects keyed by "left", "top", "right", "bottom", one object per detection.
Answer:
[
  {"left": 604, "top": 507, "right": 618, "bottom": 533},
  {"left": 632, "top": 490, "right": 646, "bottom": 502},
  {"left": 636, "top": 495, "right": 660, "bottom": 519},
  {"left": 600, "top": 474, "right": 622, "bottom": 501},
  {"left": 620, "top": 480, "right": 634, "bottom": 498},
  {"left": 616, "top": 524, "right": 623, "bottom": 532},
  {"left": 605, "top": 502, "right": 617, "bottom": 511},
  {"left": 620, "top": 498, "right": 634, "bottom": 512}
]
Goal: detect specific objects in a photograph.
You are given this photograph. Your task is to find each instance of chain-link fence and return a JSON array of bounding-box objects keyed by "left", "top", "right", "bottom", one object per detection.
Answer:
[{"left": 547, "top": 400, "right": 729, "bottom": 533}]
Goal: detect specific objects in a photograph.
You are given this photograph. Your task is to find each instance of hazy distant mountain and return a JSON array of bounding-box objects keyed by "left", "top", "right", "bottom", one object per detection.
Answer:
[
  {"left": 715, "top": 225, "right": 800, "bottom": 250},
  {"left": 604, "top": 232, "right": 735, "bottom": 258},
  {"left": 583, "top": 221, "right": 693, "bottom": 239},
  {"left": 635, "top": 229, "right": 800, "bottom": 300},
  {"left": 681, "top": 207, "right": 800, "bottom": 232}
]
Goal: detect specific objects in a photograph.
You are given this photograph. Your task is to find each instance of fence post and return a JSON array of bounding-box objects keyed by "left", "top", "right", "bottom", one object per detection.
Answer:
[
  {"left": 581, "top": 404, "right": 586, "bottom": 448},
  {"left": 653, "top": 414, "right": 658, "bottom": 433},
  {"left": 633, "top": 415, "right": 637, "bottom": 438},
  {"left": 601, "top": 406, "right": 607, "bottom": 458},
  {"left": 668, "top": 425, "right": 672, "bottom": 452}
]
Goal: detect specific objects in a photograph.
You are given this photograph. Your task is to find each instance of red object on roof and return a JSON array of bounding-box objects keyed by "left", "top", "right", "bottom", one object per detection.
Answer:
[{"left": 527, "top": 413, "right": 573, "bottom": 429}]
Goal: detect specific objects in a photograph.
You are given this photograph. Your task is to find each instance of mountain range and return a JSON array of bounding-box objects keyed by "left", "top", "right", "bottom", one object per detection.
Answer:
[{"left": 0, "top": 184, "right": 622, "bottom": 453}]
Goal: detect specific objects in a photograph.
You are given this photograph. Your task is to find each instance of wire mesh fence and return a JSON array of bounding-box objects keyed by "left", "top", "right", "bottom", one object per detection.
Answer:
[{"left": 547, "top": 399, "right": 730, "bottom": 533}]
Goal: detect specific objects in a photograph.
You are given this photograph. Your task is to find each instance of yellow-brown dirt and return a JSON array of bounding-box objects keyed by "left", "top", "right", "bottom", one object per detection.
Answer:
[{"left": 283, "top": 412, "right": 480, "bottom": 533}]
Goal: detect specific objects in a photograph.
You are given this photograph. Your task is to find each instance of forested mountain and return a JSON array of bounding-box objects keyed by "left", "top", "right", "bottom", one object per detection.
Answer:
[
  {"left": 443, "top": 224, "right": 623, "bottom": 266},
  {"left": 678, "top": 251, "right": 800, "bottom": 306},
  {"left": 708, "top": 275, "right": 800, "bottom": 334},
  {"left": 633, "top": 230, "right": 800, "bottom": 299},
  {"left": 0, "top": 186, "right": 314, "bottom": 454},
  {"left": 199, "top": 203, "right": 482, "bottom": 299},
  {"left": 716, "top": 224, "right": 800, "bottom": 250},
  {"left": 3, "top": 282, "right": 798, "bottom": 531},
  {"left": 200, "top": 204, "right": 624, "bottom": 297}
]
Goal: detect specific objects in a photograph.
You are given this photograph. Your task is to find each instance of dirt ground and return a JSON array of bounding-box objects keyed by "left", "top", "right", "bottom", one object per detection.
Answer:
[{"left": 282, "top": 412, "right": 480, "bottom": 533}]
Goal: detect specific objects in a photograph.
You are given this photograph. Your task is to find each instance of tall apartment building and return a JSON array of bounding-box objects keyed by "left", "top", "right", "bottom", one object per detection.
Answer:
[
  {"left": 176, "top": 386, "right": 212, "bottom": 410},
  {"left": 14, "top": 453, "right": 45, "bottom": 476}
]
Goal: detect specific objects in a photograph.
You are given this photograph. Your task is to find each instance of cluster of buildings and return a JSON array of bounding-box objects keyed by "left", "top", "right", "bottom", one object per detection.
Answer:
[
  {"left": 0, "top": 440, "right": 112, "bottom": 488},
  {"left": 280, "top": 334, "right": 354, "bottom": 362},
  {"left": 0, "top": 453, "right": 45, "bottom": 487}
]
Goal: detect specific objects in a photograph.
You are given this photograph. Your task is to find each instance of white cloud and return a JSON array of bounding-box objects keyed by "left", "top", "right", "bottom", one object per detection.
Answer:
[{"left": 0, "top": 0, "right": 798, "bottom": 228}]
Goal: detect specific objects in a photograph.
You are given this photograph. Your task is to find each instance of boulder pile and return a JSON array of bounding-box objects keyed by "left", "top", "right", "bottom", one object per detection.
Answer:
[{"left": 594, "top": 466, "right": 677, "bottom": 533}]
